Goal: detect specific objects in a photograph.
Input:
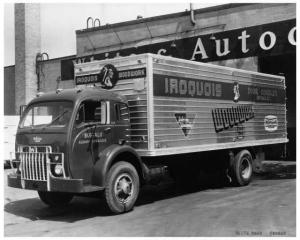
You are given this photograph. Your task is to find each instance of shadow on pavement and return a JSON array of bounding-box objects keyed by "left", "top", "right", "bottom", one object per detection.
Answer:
[
  {"left": 255, "top": 161, "right": 296, "bottom": 180},
  {"left": 5, "top": 195, "right": 112, "bottom": 223},
  {"left": 4, "top": 176, "right": 226, "bottom": 222},
  {"left": 4, "top": 161, "right": 296, "bottom": 222},
  {"left": 4, "top": 174, "right": 232, "bottom": 222}
]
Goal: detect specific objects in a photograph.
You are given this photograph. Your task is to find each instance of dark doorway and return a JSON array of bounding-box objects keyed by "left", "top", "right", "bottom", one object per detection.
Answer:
[{"left": 259, "top": 53, "right": 296, "bottom": 160}]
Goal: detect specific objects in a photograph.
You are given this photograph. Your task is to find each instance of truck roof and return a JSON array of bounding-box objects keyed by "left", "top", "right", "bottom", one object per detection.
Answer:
[{"left": 29, "top": 87, "right": 127, "bottom": 105}]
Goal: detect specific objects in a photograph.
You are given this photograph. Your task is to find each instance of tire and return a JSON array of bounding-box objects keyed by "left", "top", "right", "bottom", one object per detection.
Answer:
[
  {"left": 229, "top": 150, "right": 253, "bottom": 186},
  {"left": 38, "top": 191, "right": 73, "bottom": 207},
  {"left": 105, "top": 161, "right": 140, "bottom": 214}
]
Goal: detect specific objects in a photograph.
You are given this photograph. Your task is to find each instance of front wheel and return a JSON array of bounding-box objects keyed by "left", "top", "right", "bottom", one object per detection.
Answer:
[
  {"left": 229, "top": 150, "right": 253, "bottom": 186},
  {"left": 104, "top": 161, "right": 140, "bottom": 214},
  {"left": 38, "top": 191, "right": 73, "bottom": 207}
]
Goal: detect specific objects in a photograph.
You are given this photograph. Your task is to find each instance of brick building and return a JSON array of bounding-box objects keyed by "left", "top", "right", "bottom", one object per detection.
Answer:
[{"left": 4, "top": 3, "right": 296, "bottom": 158}]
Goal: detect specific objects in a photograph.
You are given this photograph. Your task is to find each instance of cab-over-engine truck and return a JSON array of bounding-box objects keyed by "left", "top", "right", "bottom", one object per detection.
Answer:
[{"left": 8, "top": 54, "right": 287, "bottom": 213}]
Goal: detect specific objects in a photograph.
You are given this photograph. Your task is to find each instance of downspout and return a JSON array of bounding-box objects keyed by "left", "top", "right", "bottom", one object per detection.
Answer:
[{"left": 190, "top": 3, "right": 196, "bottom": 26}]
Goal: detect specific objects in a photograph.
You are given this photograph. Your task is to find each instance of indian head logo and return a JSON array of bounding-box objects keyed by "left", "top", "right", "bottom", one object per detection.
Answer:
[
  {"left": 233, "top": 82, "right": 240, "bottom": 102},
  {"left": 99, "top": 64, "right": 118, "bottom": 89}
]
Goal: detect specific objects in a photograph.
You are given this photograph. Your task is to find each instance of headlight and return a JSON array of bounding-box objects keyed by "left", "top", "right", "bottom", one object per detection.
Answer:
[
  {"left": 49, "top": 153, "right": 64, "bottom": 177},
  {"left": 53, "top": 164, "right": 63, "bottom": 177}
]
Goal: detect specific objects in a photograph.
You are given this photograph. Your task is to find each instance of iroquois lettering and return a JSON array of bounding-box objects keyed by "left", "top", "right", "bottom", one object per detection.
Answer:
[
  {"left": 76, "top": 74, "right": 99, "bottom": 85},
  {"left": 212, "top": 105, "right": 254, "bottom": 133},
  {"left": 164, "top": 77, "right": 222, "bottom": 98}
]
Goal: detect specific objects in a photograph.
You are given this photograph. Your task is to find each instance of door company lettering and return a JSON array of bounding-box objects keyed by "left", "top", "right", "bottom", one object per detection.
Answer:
[
  {"left": 61, "top": 19, "right": 295, "bottom": 80},
  {"left": 212, "top": 105, "right": 254, "bottom": 133},
  {"left": 118, "top": 68, "right": 146, "bottom": 80}
]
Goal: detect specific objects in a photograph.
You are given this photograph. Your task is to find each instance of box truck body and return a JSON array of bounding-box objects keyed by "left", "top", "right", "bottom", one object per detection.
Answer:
[{"left": 75, "top": 54, "right": 287, "bottom": 155}]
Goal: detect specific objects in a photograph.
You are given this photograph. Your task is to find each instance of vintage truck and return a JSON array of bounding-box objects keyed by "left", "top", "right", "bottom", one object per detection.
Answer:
[{"left": 8, "top": 54, "right": 287, "bottom": 213}]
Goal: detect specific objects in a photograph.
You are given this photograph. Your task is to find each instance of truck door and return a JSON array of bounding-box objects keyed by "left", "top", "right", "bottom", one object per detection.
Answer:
[{"left": 70, "top": 99, "right": 112, "bottom": 183}]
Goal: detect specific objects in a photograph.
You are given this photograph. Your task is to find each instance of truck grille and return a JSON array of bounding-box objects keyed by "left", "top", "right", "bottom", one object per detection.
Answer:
[
  {"left": 17, "top": 145, "right": 52, "bottom": 182},
  {"left": 20, "top": 152, "right": 48, "bottom": 181}
]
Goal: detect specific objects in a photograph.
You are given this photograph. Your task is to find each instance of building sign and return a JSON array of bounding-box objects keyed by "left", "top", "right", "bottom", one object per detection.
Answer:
[
  {"left": 61, "top": 19, "right": 295, "bottom": 80},
  {"left": 153, "top": 74, "right": 285, "bottom": 104}
]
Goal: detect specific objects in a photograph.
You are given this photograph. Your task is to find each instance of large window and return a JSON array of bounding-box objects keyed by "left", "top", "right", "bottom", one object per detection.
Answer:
[{"left": 19, "top": 101, "right": 73, "bottom": 128}]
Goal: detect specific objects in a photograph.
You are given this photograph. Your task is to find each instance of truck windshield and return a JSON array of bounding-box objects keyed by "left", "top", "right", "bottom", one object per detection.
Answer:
[{"left": 19, "top": 101, "right": 73, "bottom": 129}]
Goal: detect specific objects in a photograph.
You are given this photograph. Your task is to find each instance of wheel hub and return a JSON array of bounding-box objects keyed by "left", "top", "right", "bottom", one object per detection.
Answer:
[
  {"left": 114, "top": 173, "right": 134, "bottom": 203},
  {"left": 241, "top": 157, "right": 251, "bottom": 179},
  {"left": 119, "top": 178, "right": 131, "bottom": 194}
]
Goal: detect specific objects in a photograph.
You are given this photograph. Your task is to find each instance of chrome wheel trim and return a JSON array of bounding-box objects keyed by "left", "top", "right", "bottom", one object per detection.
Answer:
[
  {"left": 114, "top": 173, "right": 134, "bottom": 204},
  {"left": 241, "top": 157, "right": 251, "bottom": 179}
]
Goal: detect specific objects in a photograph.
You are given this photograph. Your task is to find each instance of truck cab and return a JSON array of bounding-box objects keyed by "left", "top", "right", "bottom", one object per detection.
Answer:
[{"left": 8, "top": 87, "right": 144, "bottom": 213}]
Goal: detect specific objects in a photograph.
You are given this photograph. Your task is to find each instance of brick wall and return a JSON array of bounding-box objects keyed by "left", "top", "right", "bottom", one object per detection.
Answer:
[{"left": 14, "top": 3, "right": 41, "bottom": 113}]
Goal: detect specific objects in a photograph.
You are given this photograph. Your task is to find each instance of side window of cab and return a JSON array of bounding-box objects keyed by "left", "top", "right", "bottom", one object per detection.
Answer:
[{"left": 76, "top": 100, "right": 110, "bottom": 125}]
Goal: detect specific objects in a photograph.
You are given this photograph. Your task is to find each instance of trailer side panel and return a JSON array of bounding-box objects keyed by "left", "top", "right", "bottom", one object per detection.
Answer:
[{"left": 147, "top": 55, "right": 287, "bottom": 156}]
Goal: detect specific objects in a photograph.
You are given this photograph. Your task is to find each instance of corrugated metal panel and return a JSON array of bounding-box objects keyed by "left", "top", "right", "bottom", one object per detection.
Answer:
[
  {"left": 150, "top": 55, "right": 287, "bottom": 155},
  {"left": 152, "top": 99, "right": 286, "bottom": 144}
]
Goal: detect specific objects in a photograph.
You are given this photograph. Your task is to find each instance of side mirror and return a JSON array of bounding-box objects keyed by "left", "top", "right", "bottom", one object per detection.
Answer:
[{"left": 19, "top": 105, "right": 26, "bottom": 117}]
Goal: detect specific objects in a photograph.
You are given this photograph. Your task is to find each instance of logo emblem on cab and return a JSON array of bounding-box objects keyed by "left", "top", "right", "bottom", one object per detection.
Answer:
[{"left": 33, "top": 136, "right": 42, "bottom": 143}]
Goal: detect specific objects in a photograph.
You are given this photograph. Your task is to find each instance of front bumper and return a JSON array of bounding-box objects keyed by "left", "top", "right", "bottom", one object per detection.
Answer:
[{"left": 7, "top": 173, "right": 103, "bottom": 193}]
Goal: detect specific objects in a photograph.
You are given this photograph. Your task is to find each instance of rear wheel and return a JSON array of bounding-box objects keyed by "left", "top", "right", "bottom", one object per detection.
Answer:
[
  {"left": 105, "top": 161, "right": 140, "bottom": 214},
  {"left": 229, "top": 150, "right": 253, "bottom": 186},
  {"left": 38, "top": 191, "right": 73, "bottom": 207}
]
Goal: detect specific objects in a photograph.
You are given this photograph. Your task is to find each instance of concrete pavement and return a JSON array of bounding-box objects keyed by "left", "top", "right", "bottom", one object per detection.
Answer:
[{"left": 4, "top": 160, "right": 296, "bottom": 237}]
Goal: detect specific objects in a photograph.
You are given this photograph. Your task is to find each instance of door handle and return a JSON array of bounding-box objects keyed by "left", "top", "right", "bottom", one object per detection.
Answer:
[{"left": 104, "top": 127, "right": 111, "bottom": 134}]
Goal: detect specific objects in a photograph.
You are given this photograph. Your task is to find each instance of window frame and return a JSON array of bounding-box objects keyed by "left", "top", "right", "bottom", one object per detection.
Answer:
[
  {"left": 114, "top": 102, "right": 129, "bottom": 123},
  {"left": 76, "top": 99, "right": 111, "bottom": 126}
]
